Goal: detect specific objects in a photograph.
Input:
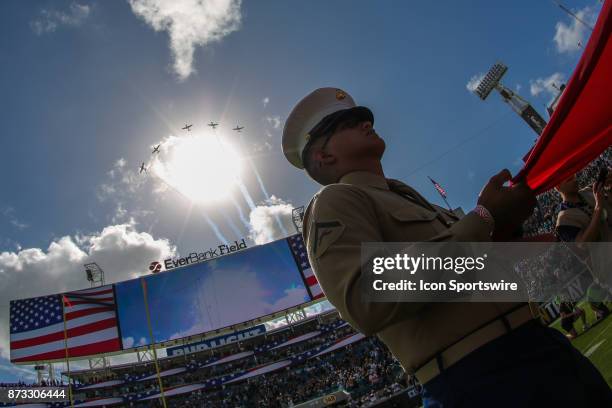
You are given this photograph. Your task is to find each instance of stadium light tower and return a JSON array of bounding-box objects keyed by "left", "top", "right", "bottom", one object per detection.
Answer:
[
  {"left": 34, "top": 364, "right": 55, "bottom": 385},
  {"left": 547, "top": 83, "right": 566, "bottom": 117},
  {"left": 292, "top": 206, "right": 305, "bottom": 234},
  {"left": 472, "top": 62, "right": 548, "bottom": 136},
  {"left": 83, "top": 262, "right": 110, "bottom": 370},
  {"left": 84, "top": 262, "right": 105, "bottom": 287}
]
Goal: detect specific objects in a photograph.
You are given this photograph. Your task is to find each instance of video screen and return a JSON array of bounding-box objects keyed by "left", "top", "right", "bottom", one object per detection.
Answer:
[{"left": 115, "top": 238, "right": 310, "bottom": 347}]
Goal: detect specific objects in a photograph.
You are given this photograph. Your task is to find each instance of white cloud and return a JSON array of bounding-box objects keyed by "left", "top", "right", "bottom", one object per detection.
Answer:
[
  {"left": 128, "top": 0, "right": 243, "bottom": 81},
  {"left": 247, "top": 115, "right": 281, "bottom": 154},
  {"left": 122, "top": 336, "right": 135, "bottom": 349},
  {"left": 81, "top": 224, "right": 176, "bottom": 279},
  {"left": 30, "top": 2, "right": 91, "bottom": 35},
  {"left": 97, "top": 157, "right": 155, "bottom": 225},
  {"left": 121, "top": 336, "right": 148, "bottom": 349},
  {"left": 112, "top": 203, "right": 128, "bottom": 224},
  {"left": 553, "top": 6, "right": 598, "bottom": 54},
  {"left": 98, "top": 158, "right": 147, "bottom": 201},
  {"left": 266, "top": 116, "right": 281, "bottom": 129},
  {"left": 250, "top": 140, "right": 273, "bottom": 154},
  {"left": 115, "top": 157, "right": 127, "bottom": 169},
  {"left": 1, "top": 207, "right": 28, "bottom": 230},
  {"left": 248, "top": 196, "right": 295, "bottom": 245},
  {"left": 0, "top": 223, "right": 176, "bottom": 364},
  {"left": 262, "top": 97, "right": 270, "bottom": 108},
  {"left": 466, "top": 72, "right": 485, "bottom": 93},
  {"left": 530, "top": 72, "right": 566, "bottom": 102},
  {"left": 248, "top": 130, "right": 274, "bottom": 154}
]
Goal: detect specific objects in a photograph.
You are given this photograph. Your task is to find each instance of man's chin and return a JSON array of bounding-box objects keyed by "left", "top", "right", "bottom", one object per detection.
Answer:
[{"left": 373, "top": 138, "right": 386, "bottom": 158}]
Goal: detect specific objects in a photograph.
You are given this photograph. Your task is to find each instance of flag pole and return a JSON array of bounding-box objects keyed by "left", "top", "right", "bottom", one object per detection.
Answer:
[
  {"left": 140, "top": 278, "right": 168, "bottom": 408},
  {"left": 428, "top": 176, "right": 454, "bottom": 212},
  {"left": 61, "top": 295, "right": 75, "bottom": 408},
  {"left": 441, "top": 195, "right": 453, "bottom": 212}
]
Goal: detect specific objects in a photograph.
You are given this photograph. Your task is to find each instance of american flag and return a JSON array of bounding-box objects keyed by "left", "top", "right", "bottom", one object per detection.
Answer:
[
  {"left": 428, "top": 176, "right": 447, "bottom": 198},
  {"left": 10, "top": 285, "right": 122, "bottom": 363},
  {"left": 287, "top": 234, "right": 325, "bottom": 300}
]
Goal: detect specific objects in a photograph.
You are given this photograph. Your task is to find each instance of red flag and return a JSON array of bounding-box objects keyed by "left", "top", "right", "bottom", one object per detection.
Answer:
[{"left": 513, "top": 0, "right": 612, "bottom": 193}]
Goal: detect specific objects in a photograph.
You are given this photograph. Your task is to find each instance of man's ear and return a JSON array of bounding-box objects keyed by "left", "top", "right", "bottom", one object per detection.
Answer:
[{"left": 313, "top": 149, "right": 336, "bottom": 166}]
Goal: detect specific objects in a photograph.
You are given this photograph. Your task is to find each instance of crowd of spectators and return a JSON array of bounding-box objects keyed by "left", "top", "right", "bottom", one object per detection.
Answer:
[
  {"left": 514, "top": 244, "right": 587, "bottom": 300},
  {"left": 161, "top": 337, "right": 405, "bottom": 408},
  {"left": 522, "top": 148, "right": 611, "bottom": 237},
  {"left": 75, "top": 316, "right": 339, "bottom": 388},
  {"left": 0, "top": 379, "right": 65, "bottom": 388},
  {"left": 62, "top": 312, "right": 414, "bottom": 407},
  {"left": 509, "top": 149, "right": 612, "bottom": 302},
  {"left": 352, "top": 381, "right": 407, "bottom": 407},
  {"left": 72, "top": 318, "right": 354, "bottom": 397}
]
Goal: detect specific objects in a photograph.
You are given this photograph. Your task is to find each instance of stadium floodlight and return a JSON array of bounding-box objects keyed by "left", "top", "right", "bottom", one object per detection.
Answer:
[
  {"left": 34, "top": 364, "right": 55, "bottom": 385},
  {"left": 292, "top": 206, "right": 305, "bottom": 233},
  {"left": 474, "top": 62, "right": 508, "bottom": 100},
  {"left": 84, "top": 262, "right": 105, "bottom": 287},
  {"left": 471, "top": 61, "right": 547, "bottom": 136}
]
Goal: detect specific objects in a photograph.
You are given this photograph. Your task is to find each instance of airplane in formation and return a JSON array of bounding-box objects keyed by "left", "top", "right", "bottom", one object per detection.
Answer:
[
  {"left": 208, "top": 121, "right": 219, "bottom": 129},
  {"left": 182, "top": 124, "right": 193, "bottom": 131},
  {"left": 139, "top": 162, "right": 147, "bottom": 174},
  {"left": 232, "top": 125, "right": 244, "bottom": 132},
  {"left": 152, "top": 144, "right": 161, "bottom": 154}
]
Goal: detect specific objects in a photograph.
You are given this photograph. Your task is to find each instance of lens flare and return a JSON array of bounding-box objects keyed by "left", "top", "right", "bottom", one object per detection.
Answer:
[{"left": 151, "top": 134, "right": 242, "bottom": 203}]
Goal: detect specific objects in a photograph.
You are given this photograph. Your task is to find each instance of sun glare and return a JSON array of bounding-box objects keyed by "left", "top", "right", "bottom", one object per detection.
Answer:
[{"left": 151, "top": 134, "right": 243, "bottom": 203}]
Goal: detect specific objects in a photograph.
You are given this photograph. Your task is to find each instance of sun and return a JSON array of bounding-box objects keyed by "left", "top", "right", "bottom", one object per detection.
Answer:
[{"left": 151, "top": 134, "right": 243, "bottom": 203}]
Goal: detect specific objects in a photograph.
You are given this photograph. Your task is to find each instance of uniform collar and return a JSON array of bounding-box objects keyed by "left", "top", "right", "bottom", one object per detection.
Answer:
[{"left": 338, "top": 171, "right": 389, "bottom": 190}]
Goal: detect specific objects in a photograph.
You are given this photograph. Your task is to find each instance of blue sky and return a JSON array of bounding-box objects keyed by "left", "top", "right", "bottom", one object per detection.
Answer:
[{"left": 0, "top": 0, "right": 602, "bottom": 382}]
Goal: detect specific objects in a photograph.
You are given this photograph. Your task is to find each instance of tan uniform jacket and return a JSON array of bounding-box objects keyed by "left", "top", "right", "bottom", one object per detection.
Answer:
[{"left": 303, "top": 171, "right": 522, "bottom": 373}]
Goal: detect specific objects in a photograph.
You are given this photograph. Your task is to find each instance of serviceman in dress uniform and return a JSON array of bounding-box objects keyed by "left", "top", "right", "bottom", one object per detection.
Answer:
[{"left": 282, "top": 88, "right": 612, "bottom": 407}]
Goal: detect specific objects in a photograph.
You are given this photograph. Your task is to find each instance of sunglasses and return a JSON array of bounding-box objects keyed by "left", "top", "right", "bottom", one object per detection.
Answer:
[{"left": 310, "top": 108, "right": 374, "bottom": 150}]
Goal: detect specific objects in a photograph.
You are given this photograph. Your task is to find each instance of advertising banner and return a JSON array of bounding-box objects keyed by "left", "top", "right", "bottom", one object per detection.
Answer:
[{"left": 166, "top": 324, "right": 266, "bottom": 357}]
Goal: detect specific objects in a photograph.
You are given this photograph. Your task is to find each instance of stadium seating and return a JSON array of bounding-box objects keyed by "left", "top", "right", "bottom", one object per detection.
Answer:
[{"left": 48, "top": 311, "right": 418, "bottom": 407}]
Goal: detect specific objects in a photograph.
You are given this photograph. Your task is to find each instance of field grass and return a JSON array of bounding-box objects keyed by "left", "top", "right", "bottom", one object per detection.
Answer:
[{"left": 549, "top": 301, "right": 612, "bottom": 387}]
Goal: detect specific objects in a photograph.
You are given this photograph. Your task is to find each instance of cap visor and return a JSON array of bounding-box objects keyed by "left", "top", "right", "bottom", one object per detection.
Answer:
[{"left": 309, "top": 106, "right": 374, "bottom": 138}]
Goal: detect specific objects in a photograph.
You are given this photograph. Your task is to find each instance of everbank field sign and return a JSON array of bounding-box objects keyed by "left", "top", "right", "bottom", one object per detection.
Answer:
[{"left": 149, "top": 239, "right": 248, "bottom": 273}]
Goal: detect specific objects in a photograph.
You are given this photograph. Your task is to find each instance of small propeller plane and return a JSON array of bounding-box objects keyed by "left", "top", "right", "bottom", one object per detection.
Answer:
[
  {"left": 139, "top": 163, "right": 147, "bottom": 174},
  {"left": 207, "top": 121, "right": 219, "bottom": 129},
  {"left": 182, "top": 124, "right": 193, "bottom": 131},
  {"left": 232, "top": 125, "right": 244, "bottom": 132},
  {"left": 152, "top": 144, "right": 161, "bottom": 154}
]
